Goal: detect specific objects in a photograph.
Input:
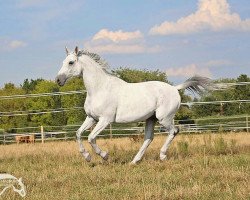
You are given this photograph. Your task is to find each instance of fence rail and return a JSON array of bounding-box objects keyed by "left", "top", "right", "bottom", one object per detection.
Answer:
[{"left": 0, "top": 115, "right": 249, "bottom": 145}]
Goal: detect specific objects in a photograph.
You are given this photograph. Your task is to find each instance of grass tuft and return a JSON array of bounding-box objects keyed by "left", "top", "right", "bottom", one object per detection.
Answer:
[
  {"left": 177, "top": 140, "right": 189, "bottom": 158},
  {"left": 213, "top": 136, "right": 228, "bottom": 155}
]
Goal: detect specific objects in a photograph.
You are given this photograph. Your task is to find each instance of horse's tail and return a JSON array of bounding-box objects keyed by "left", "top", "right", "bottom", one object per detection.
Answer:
[{"left": 175, "top": 76, "right": 222, "bottom": 95}]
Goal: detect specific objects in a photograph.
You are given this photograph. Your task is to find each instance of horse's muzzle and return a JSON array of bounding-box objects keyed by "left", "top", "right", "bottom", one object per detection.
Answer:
[{"left": 55, "top": 74, "right": 67, "bottom": 86}]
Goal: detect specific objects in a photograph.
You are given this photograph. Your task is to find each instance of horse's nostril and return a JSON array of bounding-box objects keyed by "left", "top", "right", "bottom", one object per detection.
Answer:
[
  {"left": 56, "top": 78, "right": 60, "bottom": 84},
  {"left": 56, "top": 74, "right": 66, "bottom": 86}
]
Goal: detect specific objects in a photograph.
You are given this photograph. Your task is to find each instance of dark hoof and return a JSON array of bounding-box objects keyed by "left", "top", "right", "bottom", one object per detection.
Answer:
[
  {"left": 82, "top": 152, "right": 91, "bottom": 162},
  {"left": 101, "top": 151, "right": 109, "bottom": 161},
  {"left": 160, "top": 154, "right": 167, "bottom": 161}
]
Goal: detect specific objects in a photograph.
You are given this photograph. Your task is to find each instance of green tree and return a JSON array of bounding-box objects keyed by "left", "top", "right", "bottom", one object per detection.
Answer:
[
  {"left": 21, "top": 78, "right": 44, "bottom": 93},
  {"left": 28, "top": 80, "right": 65, "bottom": 127},
  {"left": 0, "top": 83, "right": 28, "bottom": 132},
  {"left": 235, "top": 74, "right": 250, "bottom": 114},
  {"left": 60, "top": 77, "right": 86, "bottom": 125},
  {"left": 113, "top": 68, "right": 168, "bottom": 83}
]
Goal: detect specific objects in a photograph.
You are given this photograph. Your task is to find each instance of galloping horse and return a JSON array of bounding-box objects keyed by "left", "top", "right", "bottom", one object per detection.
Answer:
[{"left": 56, "top": 47, "right": 215, "bottom": 164}]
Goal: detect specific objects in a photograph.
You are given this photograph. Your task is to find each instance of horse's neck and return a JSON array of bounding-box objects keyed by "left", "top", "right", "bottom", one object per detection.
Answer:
[{"left": 81, "top": 60, "right": 110, "bottom": 95}]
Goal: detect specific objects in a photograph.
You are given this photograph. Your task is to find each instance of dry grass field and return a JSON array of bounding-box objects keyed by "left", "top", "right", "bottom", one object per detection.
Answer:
[{"left": 0, "top": 132, "right": 249, "bottom": 200}]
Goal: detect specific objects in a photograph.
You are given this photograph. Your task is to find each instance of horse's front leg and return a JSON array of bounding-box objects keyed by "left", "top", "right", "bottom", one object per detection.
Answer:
[
  {"left": 77, "top": 116, "right": 96, "bottom": 162},
  {"left": 88, "top": 118, "right": 110, "bottom": 160}
]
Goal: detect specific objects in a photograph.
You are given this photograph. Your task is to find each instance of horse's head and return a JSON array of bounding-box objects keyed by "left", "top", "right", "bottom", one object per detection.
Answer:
[
  {"left": 12, "top": 178, "right": 26, "bottom": 197},
  {"left": 55, "top": 46, "right": 82, "bottom": 86}
]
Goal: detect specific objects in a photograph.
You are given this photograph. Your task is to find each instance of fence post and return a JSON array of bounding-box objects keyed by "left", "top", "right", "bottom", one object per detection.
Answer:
[
  {"left": 41, "top": 126, "right": 44, "bottom": 143},
  {"left": 3, "top": 134, "right": 6, "bottom": 145},
  {"left": 110, "top": 123, "right": 112, "bottom": 139},
  {"left": 246, "top": 116, "right": 249, "bottom": 133}
]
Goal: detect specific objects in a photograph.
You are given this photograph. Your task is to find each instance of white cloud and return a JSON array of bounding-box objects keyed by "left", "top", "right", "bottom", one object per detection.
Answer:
[
  {"left": 0, "top": 39, "right": 27, "bottom": 52},
  {"left": 85, "top": 43, "right": 161, "bottom": 54},
  {"left": 9, "top": 40, "right": 27, "bottom": 49},
  {"left": 149, "top": 0, "right": 250, "bottom": 35},
  {"left": 93, "top": 29, "right": 143, "bottom": 43},
  {"left": 85, "top": 43, "right": 144, "bottom": 54},
  {"left": 166, "top": 64, "right": 212, "bottom": 78},
  {"left": 203, "top": 59, "right": 233, "bottom": 67},
  {"left": 85, "top": 29, "right": 161, "bottom": 54}
]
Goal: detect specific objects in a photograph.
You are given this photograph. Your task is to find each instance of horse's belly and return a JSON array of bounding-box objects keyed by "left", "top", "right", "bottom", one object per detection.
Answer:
[
  {"left": 115, "top": 94, "right": 157, "bottom": 123},
  {"left": 115, "top": 111, "right": 155, "bottom": 123}
]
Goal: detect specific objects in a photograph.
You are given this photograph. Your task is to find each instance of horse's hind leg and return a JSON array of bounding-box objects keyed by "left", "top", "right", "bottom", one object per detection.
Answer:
[
  {"left": 131, "top": 116, "right": 156, "bottom": 164},
  {"left": 158, "top": 116, "right": 179, "bottom": 161}
]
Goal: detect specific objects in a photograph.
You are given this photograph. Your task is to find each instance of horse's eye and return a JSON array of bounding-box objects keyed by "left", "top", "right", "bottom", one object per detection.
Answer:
[{"left": 69, "top": 61, "right": 74, "bottom": 65}]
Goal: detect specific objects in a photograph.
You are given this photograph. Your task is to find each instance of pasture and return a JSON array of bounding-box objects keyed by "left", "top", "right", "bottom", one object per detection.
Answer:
[{"left": 0, "top": 132, "right": 249, "bottom": 200}]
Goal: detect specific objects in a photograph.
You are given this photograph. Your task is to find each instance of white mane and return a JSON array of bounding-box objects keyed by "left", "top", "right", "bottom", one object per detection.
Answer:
[{"left": 77, "top": 50, "right": 109, "bottom": 69}]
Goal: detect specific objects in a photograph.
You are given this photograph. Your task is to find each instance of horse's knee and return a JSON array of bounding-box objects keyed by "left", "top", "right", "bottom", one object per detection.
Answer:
[
  {"left": 170, "top": 126, "right": 179, "bottom": 136},
  {"left": 76, "top": 130, "right": 81, "bottom": 140},
  {"left": 88, "top": 135, "right": 94, "bottom": 143},
  {"left": 174, "top": 127, "right": 179, "bottom": 136}
]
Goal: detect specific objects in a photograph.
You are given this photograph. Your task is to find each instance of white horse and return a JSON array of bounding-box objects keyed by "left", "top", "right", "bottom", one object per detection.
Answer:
[
  {"left": 56, "top": 46, "right": 214, "bottom": 164},
  {"left": 0, "top": 174, "right": 26, "bottom": 197}
]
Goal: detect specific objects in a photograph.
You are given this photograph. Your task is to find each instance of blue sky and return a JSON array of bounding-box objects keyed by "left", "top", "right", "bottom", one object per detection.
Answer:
[{"left": 0, "top": 0, "right": 250, "bottom": 87}]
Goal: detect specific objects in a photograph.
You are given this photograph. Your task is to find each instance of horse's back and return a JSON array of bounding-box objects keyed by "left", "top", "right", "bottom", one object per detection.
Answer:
[{"left": 122, "top": 81, "right": 179, "bottom": 102}]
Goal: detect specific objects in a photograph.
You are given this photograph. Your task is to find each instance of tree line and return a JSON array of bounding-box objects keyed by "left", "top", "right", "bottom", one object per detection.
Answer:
[{"left": 0, "top": 67, "right": 249, "bottom": 133}]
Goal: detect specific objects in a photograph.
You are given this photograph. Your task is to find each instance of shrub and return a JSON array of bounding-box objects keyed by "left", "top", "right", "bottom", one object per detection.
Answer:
[{"left": 213, "top": 137, "right": 227, "bottom": 155}]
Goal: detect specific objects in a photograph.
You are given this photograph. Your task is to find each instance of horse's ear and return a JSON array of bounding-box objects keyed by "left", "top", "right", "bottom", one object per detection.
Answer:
[
  {"left": 65, "top": 46, "right": 69, "bottom": 55},
  {"left": 75, "top": 46, "right": 79, "bottom": 55}
]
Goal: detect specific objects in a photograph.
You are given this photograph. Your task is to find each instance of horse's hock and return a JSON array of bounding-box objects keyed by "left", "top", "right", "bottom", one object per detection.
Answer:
[{"left": 15, "top": 134, "right": 35, "bottom": 144}]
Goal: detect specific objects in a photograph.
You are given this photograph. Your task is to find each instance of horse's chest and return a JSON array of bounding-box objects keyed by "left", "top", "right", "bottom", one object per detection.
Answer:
[{"left": 84, "top": 96, "right": 115, "bottom": 119}]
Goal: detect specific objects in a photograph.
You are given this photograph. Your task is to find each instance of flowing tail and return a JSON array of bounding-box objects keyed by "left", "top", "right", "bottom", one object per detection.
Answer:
[{"left": 175, "top": 76, "right": 223, "bottom": 95}]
